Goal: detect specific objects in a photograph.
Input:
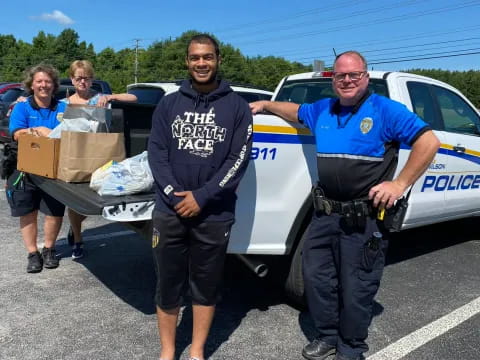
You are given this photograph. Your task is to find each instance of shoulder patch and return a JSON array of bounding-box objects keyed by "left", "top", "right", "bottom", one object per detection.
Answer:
[{"left": 57, "top": 112, "right": 64, "bottom": 122}]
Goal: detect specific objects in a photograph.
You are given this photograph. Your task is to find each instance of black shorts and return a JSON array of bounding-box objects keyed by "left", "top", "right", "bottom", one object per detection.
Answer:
[
  {"left": 152, "top": 210, "right": 233, "bottom": 309},
  {"left": 6, "top": 170, "right": 65, "bottom": 217}
]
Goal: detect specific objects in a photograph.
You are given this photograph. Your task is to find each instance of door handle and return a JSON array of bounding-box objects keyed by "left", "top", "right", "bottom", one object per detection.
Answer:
[{"left": 453, "top": 145, "right": 466, "bottom": 153}]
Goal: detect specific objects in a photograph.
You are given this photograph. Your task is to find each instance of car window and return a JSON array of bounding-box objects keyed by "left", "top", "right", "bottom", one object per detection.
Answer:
[
  {"left": 432, "top": 85, "right": 480, "bottom": 136},
  {"left": 55, "top": 86, "right": 77, "bottom": 100},
  {"left": 1, "top": 88, "right": 24, "bottom": 103},
  {"left": 407, "top": 82, "right": 440, "bottom": 130},
  {"left": 90, "top": 83, "right": 103, "bottom": 93},
  {"left": 235, "top": 92, "right": 272, "bottom": 102},
  {"left": 128, "top": 87, "right": 165, "bottom": 105}
]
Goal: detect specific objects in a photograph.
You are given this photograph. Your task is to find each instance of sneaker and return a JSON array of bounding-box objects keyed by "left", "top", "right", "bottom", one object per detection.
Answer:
[
  {"left": 72, "top": 243, "right": 84, "bottom": 259},
  {"left": 67, "top": 226, "right": 75, "bottom": 246},
  {"left": 42, "top": 247, "right": 59, "bottom": 269},
  {"left": 27, "top": 251, "right": 43, "bottom": 273}
]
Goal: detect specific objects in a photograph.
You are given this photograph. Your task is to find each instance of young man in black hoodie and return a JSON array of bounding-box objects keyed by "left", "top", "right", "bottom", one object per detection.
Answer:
[{"left": 147, "top": 34, "right": 253, "bottom": 360}]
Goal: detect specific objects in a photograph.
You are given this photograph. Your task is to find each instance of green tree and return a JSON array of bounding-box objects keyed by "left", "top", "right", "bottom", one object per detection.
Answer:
[{"left": 31, "top": 31, "right": 56, "bottom": 65}]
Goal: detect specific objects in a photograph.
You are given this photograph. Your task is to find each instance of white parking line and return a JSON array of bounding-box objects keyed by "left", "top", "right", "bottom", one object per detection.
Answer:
[{"left": 367, "top": 296, "right": 480, "bottom": 360}]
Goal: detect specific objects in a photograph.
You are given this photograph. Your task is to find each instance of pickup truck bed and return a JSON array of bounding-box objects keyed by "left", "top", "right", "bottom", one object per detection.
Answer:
[{"left": 31, "top": 175, "right": 155, "bottom": 216}]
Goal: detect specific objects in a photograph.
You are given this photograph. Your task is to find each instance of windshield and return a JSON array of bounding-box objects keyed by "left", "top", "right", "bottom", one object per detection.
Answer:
[{"left": 275, "top": 78, "right": 389, "bottom": 103}]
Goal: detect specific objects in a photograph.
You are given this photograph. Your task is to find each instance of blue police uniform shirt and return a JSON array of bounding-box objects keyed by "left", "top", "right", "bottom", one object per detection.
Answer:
[
  {"left": 9, "top": 97, "right": 67, "bottom": 135},
  {"left": 298, "top": 93, "right": 430, "bottom": 201}
]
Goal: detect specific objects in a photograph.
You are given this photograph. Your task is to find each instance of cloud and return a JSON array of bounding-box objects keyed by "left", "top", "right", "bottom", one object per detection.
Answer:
[{"left": 34, "top": 10, "right": 74, "bottom": 25}]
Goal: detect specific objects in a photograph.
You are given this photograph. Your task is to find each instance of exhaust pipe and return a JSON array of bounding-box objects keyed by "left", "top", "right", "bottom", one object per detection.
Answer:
[{"left": 235, "top": 254, "right": 269, "bottom": 278}]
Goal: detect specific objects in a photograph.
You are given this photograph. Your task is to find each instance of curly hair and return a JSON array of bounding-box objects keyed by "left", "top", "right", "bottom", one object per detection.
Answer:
[{"left": 23, "top": 63, "right": 60, "bottom": 95}]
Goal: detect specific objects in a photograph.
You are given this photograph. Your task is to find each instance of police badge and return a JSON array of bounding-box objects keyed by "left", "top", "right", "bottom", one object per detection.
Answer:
[{"left": 360, "top": 117, "right": 373, "bottom": 134}]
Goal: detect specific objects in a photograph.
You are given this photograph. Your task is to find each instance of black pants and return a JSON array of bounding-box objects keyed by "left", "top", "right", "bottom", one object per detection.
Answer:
[
  {"left": 302, "top": 212, "right": 388, "bottom": 358},
  {"left": 152, "top": 210, "right": 234, "bottom": 309}
]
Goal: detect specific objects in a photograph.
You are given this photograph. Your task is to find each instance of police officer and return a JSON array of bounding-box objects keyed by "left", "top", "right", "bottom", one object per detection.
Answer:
[{"left": 250, "top": 51, "right": 440, "bottom": 360}]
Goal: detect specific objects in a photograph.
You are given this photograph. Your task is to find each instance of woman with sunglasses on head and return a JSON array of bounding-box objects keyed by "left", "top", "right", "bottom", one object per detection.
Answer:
[{"left": 64, "top": 60, "right": 137, "bottom": 259}]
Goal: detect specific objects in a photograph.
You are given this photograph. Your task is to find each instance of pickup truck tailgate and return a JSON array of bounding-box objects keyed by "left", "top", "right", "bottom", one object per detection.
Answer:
[{"left": 31, "top": 175, "right": 156, "bottom": 218}]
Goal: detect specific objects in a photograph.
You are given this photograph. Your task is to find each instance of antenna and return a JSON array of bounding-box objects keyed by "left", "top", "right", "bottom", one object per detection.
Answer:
[{"left": 333, "top": 48, "right": 337, "bottom": 57}]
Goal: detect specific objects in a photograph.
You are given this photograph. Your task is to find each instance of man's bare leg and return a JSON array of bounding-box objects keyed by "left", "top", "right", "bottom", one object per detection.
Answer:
[
  {"left": 157, "top": 306, "right": 180, "bottom": 360},
  {"left": 190, "top": 304, "right": 215, "bottom": 360}
]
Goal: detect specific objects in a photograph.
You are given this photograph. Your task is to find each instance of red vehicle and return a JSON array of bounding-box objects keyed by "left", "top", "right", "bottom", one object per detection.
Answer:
[{"left": 0, "top": 83, "right": 22, "bottom": 95}]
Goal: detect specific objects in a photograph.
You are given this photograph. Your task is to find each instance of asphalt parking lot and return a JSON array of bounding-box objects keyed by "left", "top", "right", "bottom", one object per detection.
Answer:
[{"left": 0, "top": 184, "right": 479, "bottom": 360}]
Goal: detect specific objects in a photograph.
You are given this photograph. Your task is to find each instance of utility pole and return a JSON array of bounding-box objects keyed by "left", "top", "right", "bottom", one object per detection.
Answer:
[{"left": 133, "top": 39, "right": 141, "bottom": 84}]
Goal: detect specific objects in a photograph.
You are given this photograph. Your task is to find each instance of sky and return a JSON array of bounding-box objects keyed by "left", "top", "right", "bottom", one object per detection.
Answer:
[{"left": 1, "top": 0, "right": 480, "bottom": 72}]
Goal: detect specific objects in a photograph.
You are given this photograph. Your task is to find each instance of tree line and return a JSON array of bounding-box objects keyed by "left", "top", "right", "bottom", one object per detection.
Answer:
[
  {"left": 0, "top": 29, "right": 479, "bottom": 107},
  {"left": 0, "top": 29, "right": 309, "bottom": 93}
]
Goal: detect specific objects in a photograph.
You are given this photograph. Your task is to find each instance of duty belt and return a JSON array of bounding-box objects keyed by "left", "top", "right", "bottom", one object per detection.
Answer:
[{"left": 311, "top": 186, "right": 375, "bottom": 228}]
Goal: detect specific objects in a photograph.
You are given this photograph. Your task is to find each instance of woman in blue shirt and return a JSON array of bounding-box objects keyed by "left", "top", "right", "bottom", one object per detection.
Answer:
[{"left": 7, "top": 64, "right": 67, "bottom": 273}]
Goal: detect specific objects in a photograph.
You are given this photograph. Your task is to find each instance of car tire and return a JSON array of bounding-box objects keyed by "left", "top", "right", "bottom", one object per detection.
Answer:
[{"left": 284, "top": 228, "right": 307, "bottom": 307}]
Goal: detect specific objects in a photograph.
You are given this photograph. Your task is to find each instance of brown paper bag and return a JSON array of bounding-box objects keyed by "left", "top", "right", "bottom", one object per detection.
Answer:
[{"left": 57, "top": 131, "right": 126, "bottom": 183}]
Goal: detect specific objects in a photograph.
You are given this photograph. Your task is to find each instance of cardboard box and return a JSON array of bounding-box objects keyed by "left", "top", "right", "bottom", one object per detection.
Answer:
[{"left": 17, "top": 134, "right": 60, "bottom": 179}]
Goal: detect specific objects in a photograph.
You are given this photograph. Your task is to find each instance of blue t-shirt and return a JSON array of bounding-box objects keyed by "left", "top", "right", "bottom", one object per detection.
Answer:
[
  {"left": 297, "top": 93, "right": 430, "bottom": 200},
  {"left": 9, "top": 97, "right": 67, "bottom": 136}
]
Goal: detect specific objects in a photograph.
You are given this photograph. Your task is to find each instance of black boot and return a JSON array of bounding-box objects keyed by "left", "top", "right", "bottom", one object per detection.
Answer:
[{"left": 302, "top": 339, "right": 336, "bottom": 360}]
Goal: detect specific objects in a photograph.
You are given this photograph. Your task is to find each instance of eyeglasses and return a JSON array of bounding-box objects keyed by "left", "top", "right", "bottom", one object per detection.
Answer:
[
  {"left": 332, "top": 71, "right": 367, "bottom": 82},
  {"left": 73, "top": 76, "right": 92, "bottom": 82}
]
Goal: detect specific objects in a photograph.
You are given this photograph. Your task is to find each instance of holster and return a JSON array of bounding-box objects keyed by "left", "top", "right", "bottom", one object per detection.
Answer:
[
  {"left": 382, "top": 197, "right": 408, "bottom": 232},
  {"left": 311, "top": 186, "right": 332, "bottom": 215}
]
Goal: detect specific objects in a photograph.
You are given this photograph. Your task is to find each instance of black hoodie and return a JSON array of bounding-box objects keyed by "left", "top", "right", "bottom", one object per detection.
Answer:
[{"left": 147, "top": 79, "right": 253, "bottom": 222}]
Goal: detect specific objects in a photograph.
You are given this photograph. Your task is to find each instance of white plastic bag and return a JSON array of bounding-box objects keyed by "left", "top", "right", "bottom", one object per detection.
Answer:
[
  {"left": 89, "top": 151, "right": 153, "bottom": 196},
  {"left": 48, "top": 118, "right": 99, "bottom": 138}
]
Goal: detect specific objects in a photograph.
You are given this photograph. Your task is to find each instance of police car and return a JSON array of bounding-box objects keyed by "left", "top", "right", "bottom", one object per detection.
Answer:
[{"left": 230, "top": 70, "right": 480, "bottom": 301}]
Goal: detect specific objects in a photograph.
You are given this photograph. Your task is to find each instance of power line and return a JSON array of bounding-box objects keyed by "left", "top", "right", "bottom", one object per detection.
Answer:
[
  {"left": 231, "top": 1, "right": 480, "bottom": 47},
  {"left": 262, "top": 24, "right": 480, "bottom": 59},
  {"left": 211, "top": 0, "right": 376, "bottom": 34},
  {"left": 221, "top": 0, "right": 424, "bottom": 40},
  {"left": 325, "top": 49, "right": 480, "bottom": 67},
  {"left": 293, "top": 38, "right": 480, "bottom": 63}
]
